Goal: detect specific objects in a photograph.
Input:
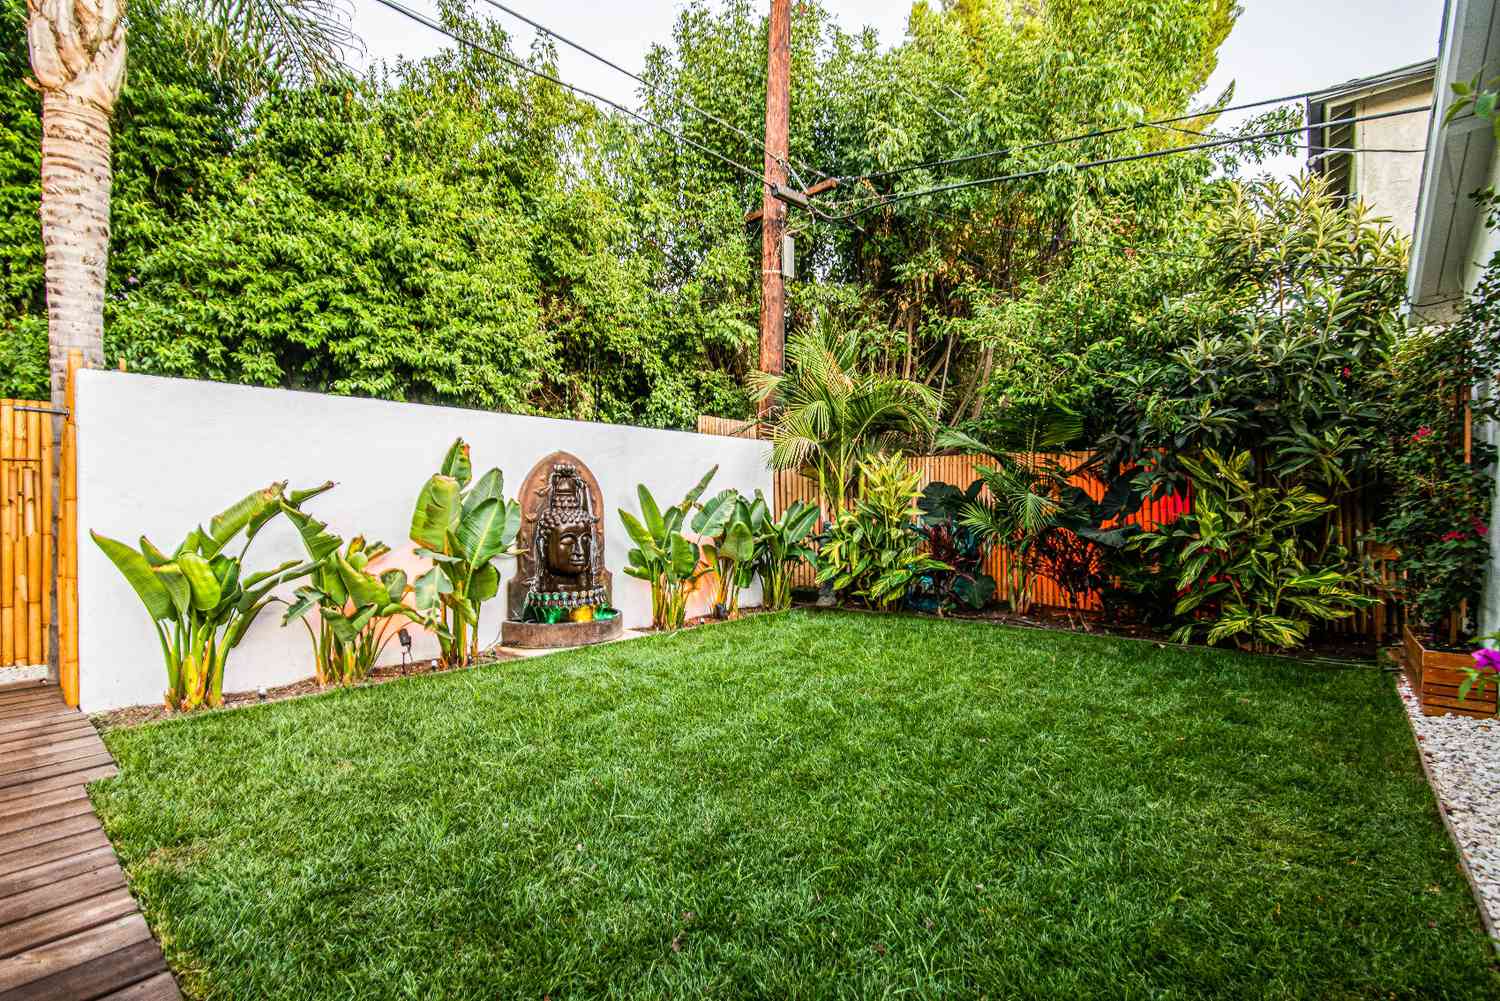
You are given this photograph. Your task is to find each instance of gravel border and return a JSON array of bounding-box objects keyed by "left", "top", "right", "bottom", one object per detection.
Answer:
[{"left": 1397, "top": 670, "right": 1500, "bottom": 946}]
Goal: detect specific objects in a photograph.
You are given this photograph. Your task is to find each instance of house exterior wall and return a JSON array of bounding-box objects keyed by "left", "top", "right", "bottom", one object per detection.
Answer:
[
  {"left": 75, "top": 371, "right": 773, "bottom": 712},
  {"left": 1355, "top": 80, "right": 1436, "bottom": 237}
]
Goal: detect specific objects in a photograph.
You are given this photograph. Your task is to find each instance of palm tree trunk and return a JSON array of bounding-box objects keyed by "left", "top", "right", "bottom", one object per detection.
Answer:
[{"left": 39, "top": 91, "right": 111, "bottom": 403}]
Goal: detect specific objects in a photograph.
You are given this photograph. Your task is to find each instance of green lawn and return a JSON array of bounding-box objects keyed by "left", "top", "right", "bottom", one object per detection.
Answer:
[{"left": 94, "top": 611, "right": 1498, "bottom": 999}]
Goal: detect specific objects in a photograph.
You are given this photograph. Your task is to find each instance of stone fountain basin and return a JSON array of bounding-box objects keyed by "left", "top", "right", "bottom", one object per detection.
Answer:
[{"left": 500, "top": 616, "right": 624, "bottom": 649}]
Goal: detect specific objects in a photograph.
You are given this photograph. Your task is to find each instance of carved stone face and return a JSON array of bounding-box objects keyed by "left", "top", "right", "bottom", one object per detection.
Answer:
[{"left": 544, "top": 519, "right": 591, "bottom": 578}]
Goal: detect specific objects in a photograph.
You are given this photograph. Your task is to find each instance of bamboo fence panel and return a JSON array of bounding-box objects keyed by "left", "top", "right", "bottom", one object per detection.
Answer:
[
  {"left": 0, "top": 397, "right": 52, "bottom": 669},
  {"left": 696, "top": 415, "right": 762, "bottom": 439}
]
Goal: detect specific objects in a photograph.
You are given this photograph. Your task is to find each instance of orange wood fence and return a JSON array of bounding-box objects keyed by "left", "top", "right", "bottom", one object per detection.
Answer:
[{"left": 699, "top": 417, "right": 1397, "bottom": 642}]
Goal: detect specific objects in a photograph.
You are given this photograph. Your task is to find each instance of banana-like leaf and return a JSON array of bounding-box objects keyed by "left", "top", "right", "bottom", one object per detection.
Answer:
[
  {"left": 410, "top": 475, "right": 461, "bottom": 551},
  {"left": 470, "top": 562, "right": 500, "bottom": 602},
  {"left": 669, "top": 534, "right": 699, "bottom": 580},
  {"left": 619, "top": 510, "right": 657, "bottom": 551},
  {"left": 381, "top": 569, "right": 408, "bottom": 603},
  {"left": 139, "top": 536, "right": 172, "bottom": 567},
  {"left": 327, "top": 604, "right": 379, "bottom": 646},
  {"left": 281, "top": 586, "right": 324, "bottom": 624},
  {"left": 679, "top": 465, "right": 718, "bottom": 512},
  {"left": 463, "top": 468, "right": 505, "bottom": 516},
  {"left": 92, "top": 532, "right": 175, "bottom": 621},
  {"left": 440, "top": 438, "right": 472, "bottom": 488},
  {"left": 413, "top": 565, "right": 453, "bottom": 610},
  {"left": 691, "top": 490, "right": 738, "bottom": 538},
  {"left": 153, "top": 563, "right": 192, "bottom": 618},
  {"left": 459, "top": 497, "right": 515, "bottom": 565},
  {"left": 338, "top": 556, "right": 391, "bottom": 609},
  {"left": 209, "top": 482, "right": 287, "bottom": 549},
  {"left": 282, "top": 504, "right": 342, "bottom": 563},
  {"left": 176, "top": 552, "right": 223, "bottom": 611},
  {"left": 720, "top": 520, "right": 755, "bottom": 563},
  {"left": 638, "top": 485, "right": 666, "bottom": 542},
  {"left": 288, "top": 480, "right": 337, "bottom": 506}
]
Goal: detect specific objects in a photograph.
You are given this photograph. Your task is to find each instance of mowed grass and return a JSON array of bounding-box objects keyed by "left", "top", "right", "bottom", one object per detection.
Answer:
[{"left": 94, "top": 611, "right": 1498, "bottom": 999}]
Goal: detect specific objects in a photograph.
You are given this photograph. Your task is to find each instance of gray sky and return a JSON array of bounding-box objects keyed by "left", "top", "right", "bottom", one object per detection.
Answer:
[{"left": 349, "top": 0, "right": 1447, "bottom": 178}]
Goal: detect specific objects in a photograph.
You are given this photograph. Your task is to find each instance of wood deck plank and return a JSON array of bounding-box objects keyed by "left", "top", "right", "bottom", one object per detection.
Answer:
[
  {"left": 0, "top": 886, "right": 136, "bottom": 960},
  {"left": 96, "top": 971, "right": 182, "bottom": 1001},
  {"left": 0, "top": 865, "right": 126, "bottom": 928},
  {"left": 0, "top": 797, "right": 95, "bottom": 838},
  {"left": 0, "top": 766, "right": 116, "bottom": 805},
  {"left": 0, "top": 723, "right": 98, "bottom": 754},
  {"left": 0, "top": 912, "right": 154, "bottom": 993},
  {"left": 0, "top": 814, "right": 102, "bottom": 860},
  {"left": 0, "top": 754, "right": 116, "bottom": 792},
  {"left": 0, "top": 719, "right": 94, "bottom": 747},
  {"left": 0, "top": 784, "right": 87, "bottom": 821},
  {"left": 0, "top": 831, "right": 111, "bottom": 879},
  {"left": 0, "top": 846, "right": 116, "bottom": 900},
  {"left": 0, "top": 737, "right": 109, "bottom": 774},
  {"left": 0, "top": 713, "right": 87, "bottom": 737}
]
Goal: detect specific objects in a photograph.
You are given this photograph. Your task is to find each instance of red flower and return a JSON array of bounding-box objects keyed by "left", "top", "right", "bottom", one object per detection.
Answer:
[
  {"left": 1443, "top": 530, "right": 1468, "bottom": 542},
  {"left": 1411, "top": 426, "right": 1433, "bottom": 443},
  {"left": 1341, "top": 366, "right": 1351, "bottom": 378},
  {"left": 1473, "top": 517, "right": 1489, "bottom": 538}
]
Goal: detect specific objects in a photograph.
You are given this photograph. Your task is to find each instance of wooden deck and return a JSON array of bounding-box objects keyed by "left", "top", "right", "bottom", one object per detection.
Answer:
[{"left": 0, "top": 683, "right": 179, "bottom": 1000}]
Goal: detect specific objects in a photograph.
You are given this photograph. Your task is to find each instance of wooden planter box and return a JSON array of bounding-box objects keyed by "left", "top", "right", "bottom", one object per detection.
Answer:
[{"left": 1403, "top": 624, "right": 1497, "bottom": 719}]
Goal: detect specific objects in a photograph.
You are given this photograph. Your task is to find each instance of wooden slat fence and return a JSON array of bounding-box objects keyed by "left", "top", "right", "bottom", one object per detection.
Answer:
[
  {"left": 703, "top": 417, "right": 1398, "bottom": 642},
  {"left": 0, "top": 399, "right": 52, "bottom": 670}
]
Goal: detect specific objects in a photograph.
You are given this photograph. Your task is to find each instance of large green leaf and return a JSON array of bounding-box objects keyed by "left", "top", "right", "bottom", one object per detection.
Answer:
[
  {"left": 153, "top": 563, "right": 192, "bottom": 618},
  {"left": 619, "top": 510, "right": 657, "bottom": 551},
  {"left": 281, "top": 586, "right": 324, "bottom": 625},
  {"left": 463, "top": 468, "right": 505, "bottom": 516},
  {"left": 669, "top": 533, "right": 699, "bottom": 580},
  {"left": 638, "top": 485, "right": 666, "bottom": 543},
  {"left": 470, "top": 562, "right": 500, "bottom": 603},
  {"left": 381, "top": 569, "right": 408, "bottom": 604},
  {"left": 413, "top": 565, "right": 453, "bottom": 611},
  {"left": 176, "top": 552, "right": 223, "bottom": 611},
  {"left": 92, "top": 532, "right": 174, "bottom": 621},
  {"left": 410, "top": 475, "right": 461, "bottom": 551},
  {"left": 720, "top": 520, "right": 755, "bottom": 563},
  {"left": 208, "top": 482, "right": 286, "bottom": 550},
  {"left": 691, "top": 489, "right": 738, "bottom": 538},
  {"left": 338, "top": 557, "right": 391, "bottom": 609},
  {"left": 439, "top": 438, "right": 472, "bottom": 488},
  {"left": 680, "top": 465, "right": 718, "bottom": 511},
  {"left": 282, "top": 504, "right": 342, "bottom": 563},
  {"left": 459, "top": 497, "right": 516, "bottom": 565}
]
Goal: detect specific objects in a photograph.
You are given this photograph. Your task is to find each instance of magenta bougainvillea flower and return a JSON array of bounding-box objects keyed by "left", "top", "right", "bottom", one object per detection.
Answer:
[
  {"left": 1443, "top": 530, "right": 1469, "bottom": 542},
  {"left": 1473, "top": 648, "right": 1500, "bottom": 674},
  {"left": 1473, "top": 517, "right": 1489, "bottom": 538},
  {"left": 1411, "top": 426, "right": 1433, "bottom": 442}
]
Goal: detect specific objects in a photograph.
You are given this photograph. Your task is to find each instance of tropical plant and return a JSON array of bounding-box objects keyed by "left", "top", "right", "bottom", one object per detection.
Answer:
[
  {"left": 691, "top": 488, "right": 759, "bottom": 618},
  {"left": 24, "top": 0, "right": 354, "bottom": 402},
  {"left": 619, "top": 468, "right": 718, "bottom": 630},
  {"left": 816, "top": 453, "right": 947, "bottom": 611},
  {"left": 754, "top": 323, "right": 939, "bottom": 517},
  {"left": 751, "top": 497, "right": 819, "bottom": 612},
  {"left": 408, "top": 438, "right": 521, "bottom": 668},
  {"left": 1371, "top": 199, "right": 1500, "bottom": 640},
  {"left": 909, "top": 480, "right": 995, "bottom": 613},
  {"left": 1132, "top": 450, "right": 1374, "bottom": 651},
  {"left": 279, "top": 506, "right": 428, "bottom": 686},
  {"left": 90, "top": 479, "right": 332, "bottom": 710}
]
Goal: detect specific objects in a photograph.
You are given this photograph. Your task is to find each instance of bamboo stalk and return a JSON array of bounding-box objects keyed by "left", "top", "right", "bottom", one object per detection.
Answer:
[
  {"left": 11, "top": 405, "right": 25, "bottom": 667},
  {"left": 59, "top": 351, "right": 81, "bottom": 707},
  {"left": 39, "top": 408, "right": 52, "bottom": 663},
  {"left": 0, "top": 401, "right": 11, "bottom": 668},
  {"left": 25, "top": 409, "right": 41, "bottom": 661}
]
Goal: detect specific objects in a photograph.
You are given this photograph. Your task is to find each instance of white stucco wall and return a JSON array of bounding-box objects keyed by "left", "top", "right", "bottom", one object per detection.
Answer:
[
  {"left": 75, "top": 372, "right": 772, "bottom": 712},
  {"left": 1355, "top": 81, "right": 1434, "bottom": 238}
]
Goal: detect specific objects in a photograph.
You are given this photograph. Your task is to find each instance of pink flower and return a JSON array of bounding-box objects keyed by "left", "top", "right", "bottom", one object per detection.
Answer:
[
  {"left": 1341, "top": 366, "right": 1351, "bottom": 378},
  {"left": 1473, "top": 648, "right": 1500, "bottom": 673},
  {"left": 1473, "top": 517, "right": 1489, "bottom": 538},
  {"left": 1443, "top": 530, "right": 1469, "bottom": 542},
  {"left": 1411, "top": 426, "right": 1433, "bottom": 443}
]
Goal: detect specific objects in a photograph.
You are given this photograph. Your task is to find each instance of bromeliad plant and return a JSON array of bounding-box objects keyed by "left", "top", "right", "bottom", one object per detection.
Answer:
[
  {"left": 1132, "top": 449, "right": 1374, "bottom": 651},
  {"left": 409, "top": 439, "right": 522, "bottom": 668},
  {"left": 92, "top": 480, "right": 333, "bottom": 711},
  {"left": 817, "top": 453, "right": 947, "bottom": 611},
  {"left": 619, "top": 467, "right": 717, "bottom": 631},
  {"left": 692, "top": 489, "right": 759, "bottom": 618},
  {"left": 751, "top": 497, "right": 819, "bottom": 612},
  {"left": 280, "top": 506, "right": 429, "bottom": 687}
]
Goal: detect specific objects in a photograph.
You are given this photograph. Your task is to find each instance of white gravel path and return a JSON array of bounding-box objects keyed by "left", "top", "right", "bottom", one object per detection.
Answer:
[{"left": 1399, "top": 673, "right": 1500, "bottom": 940}]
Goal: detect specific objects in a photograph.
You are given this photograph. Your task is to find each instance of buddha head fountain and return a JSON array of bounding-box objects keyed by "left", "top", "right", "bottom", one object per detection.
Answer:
[{"left": 502, "top": 452, "right": 623, "bottom": 648}]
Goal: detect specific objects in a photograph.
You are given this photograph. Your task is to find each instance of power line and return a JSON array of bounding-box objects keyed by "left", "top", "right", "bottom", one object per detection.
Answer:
[
  {"left": 475, "top": 0, "right": 829, "bottom": 187},
  {"left": 847, "top": 79, "right": 1426, "bottom": 185},
  {"left": 822, "top": 104, "right": 1433, "bottom": 221},
  {"left": 369, "top": 0, "right": 773, "bottom": 190}
]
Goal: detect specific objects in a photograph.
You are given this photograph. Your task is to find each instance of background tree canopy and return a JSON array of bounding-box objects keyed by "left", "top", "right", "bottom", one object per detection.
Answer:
[{"left": 0, "top": 0, "right": 1403, "bottom": 434}]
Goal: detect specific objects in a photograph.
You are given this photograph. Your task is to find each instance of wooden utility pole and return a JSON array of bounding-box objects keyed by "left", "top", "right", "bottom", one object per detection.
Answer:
[{"left": 757, "top": 0, "right": 790, "bottom": 417}]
